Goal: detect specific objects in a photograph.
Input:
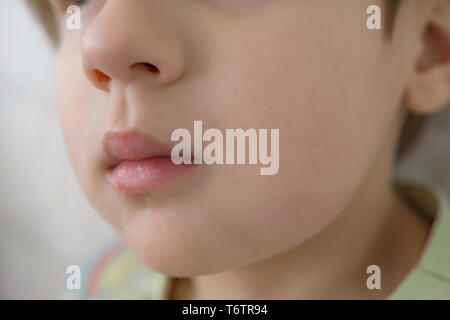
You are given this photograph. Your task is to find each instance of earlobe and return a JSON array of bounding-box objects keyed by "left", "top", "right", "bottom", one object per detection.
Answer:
[
  {"left": 405, "top": 23, "right": 450, "bottom": 115},
  {"left": 406, "top": 64, "right": 450, "bottom": 114}
]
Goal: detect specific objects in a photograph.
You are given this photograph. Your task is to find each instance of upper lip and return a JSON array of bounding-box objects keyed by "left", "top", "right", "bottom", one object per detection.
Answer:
[{"left": 102, "top": 129, "right": 172, "bottom": 168}]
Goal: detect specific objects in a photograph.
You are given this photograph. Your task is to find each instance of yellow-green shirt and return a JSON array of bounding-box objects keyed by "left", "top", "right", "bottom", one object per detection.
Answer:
[{"left": 388, "top": 184, "right": 450, "bottom": 299}]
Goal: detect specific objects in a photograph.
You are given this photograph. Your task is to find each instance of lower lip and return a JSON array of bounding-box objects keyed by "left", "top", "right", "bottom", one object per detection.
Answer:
[{"left": 107, "top": 157, "right": 197, "bottom": 193}]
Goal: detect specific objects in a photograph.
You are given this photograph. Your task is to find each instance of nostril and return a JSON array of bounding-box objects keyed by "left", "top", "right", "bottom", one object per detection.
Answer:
[
  {"left": 94, "top": 69, "right": 111, "bottom": 82},
  {"left": 132, "top": 62, "right": 160, "bottom": 74},
  {"left": 143, "top": 63, "right": 160, "bottom": 74}
]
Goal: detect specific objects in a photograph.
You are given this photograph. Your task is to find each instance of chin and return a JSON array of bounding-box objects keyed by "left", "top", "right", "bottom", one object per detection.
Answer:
[
  {"left": 127, "top": 239, "right": 223, "bottom": 277},
  {"left": 120, "top": 209, "right": 222, "bottom": 277}
]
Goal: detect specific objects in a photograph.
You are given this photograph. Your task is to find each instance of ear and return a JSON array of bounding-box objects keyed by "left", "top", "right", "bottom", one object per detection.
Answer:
[{"left": 405, "top": 3, "right": 450, "bottom": 115}]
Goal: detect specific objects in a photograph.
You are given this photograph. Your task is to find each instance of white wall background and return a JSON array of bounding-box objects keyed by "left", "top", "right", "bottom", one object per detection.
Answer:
[
  {"left": 0, "top": 0, "right": 449, "bottom": 299},
  {"left": 0, "top": 0, "right": 116, "bottom": 299}
]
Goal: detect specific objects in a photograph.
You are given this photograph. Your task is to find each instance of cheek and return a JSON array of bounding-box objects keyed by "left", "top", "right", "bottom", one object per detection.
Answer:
[
  {"left": 57, "top": 50, "right": 86, "bottom": 170},
  {"left": 56, "top": 48, "right": 105, "bottom": 197},
  {"left": 196, "top": 13, "right": 400, "bottom": 248},
  {"left": 56, "top": 49, "right": 128, "bottom": 231}
]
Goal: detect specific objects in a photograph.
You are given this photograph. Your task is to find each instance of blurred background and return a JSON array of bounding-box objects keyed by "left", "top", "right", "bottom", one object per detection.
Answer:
[
  {"left": 0, "top": 0, "right": 116, "bottom": 299},
  {"left": 0, "top": 0, "right": 449, "bottom": 299}
]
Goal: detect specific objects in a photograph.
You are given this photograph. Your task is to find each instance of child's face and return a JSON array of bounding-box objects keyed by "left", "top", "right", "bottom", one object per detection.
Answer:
[{"left": 54, "top": 0, "right": 423, "bottom": 276}]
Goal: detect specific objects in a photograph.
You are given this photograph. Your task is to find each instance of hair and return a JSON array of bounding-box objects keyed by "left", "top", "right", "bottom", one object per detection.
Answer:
[
  {"left": 26, "top": 0, "right": 425, "bottom": 158},
  {"left": 387, "top": 0, "right": 401, "bottom": 32},
  {"left": 27, "top": 0, "right": 57, "bottom": 43}
]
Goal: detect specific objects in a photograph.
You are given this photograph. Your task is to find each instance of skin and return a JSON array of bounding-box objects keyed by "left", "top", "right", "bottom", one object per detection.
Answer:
[{"left": 48, "top": 0, "right": 450, "bottom": 299}]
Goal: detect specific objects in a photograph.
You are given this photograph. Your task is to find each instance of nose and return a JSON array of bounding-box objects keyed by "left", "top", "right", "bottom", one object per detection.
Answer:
[{"left": 82, "top": 1, "right": 186, "bottom": 91}]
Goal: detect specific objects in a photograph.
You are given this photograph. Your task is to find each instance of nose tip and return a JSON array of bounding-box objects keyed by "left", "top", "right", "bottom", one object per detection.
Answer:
[
  {"left": 82, "top": 38, "right": 185, "bottom": 92},
  {"left": 80, "top": 3, "right": 186, "bottom": 92}
]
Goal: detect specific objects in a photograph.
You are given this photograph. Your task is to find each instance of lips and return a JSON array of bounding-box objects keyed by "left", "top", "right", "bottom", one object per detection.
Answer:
[{"left": 103, "top": 129, "right": 196, "bottom": 193}]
